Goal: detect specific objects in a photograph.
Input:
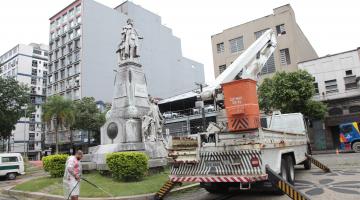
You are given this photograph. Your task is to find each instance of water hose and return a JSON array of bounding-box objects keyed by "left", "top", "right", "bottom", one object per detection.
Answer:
[{"left": 65, "top": 177, "right": 113, "bottom": 200}]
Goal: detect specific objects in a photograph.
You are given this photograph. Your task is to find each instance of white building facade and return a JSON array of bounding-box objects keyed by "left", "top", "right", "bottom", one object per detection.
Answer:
[
  {"left": 0, "top": 43, "right": 49, "bottom": 160},
  {"left": 298, "top": 48, "right": 360, "bottom": 150}
]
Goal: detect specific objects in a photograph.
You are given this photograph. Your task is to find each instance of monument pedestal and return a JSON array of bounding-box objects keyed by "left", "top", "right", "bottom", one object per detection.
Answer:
[{"left": 82, "top": 60, "right": 167, "bottom": 171}]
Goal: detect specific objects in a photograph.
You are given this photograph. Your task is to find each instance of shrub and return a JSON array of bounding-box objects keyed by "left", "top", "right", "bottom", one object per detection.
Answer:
[
  {"left": 106, "top": 152, "right": 148, "bottom": 181},
  {"left": 42, "top": 154, "right": 69, "bottom": 177}
]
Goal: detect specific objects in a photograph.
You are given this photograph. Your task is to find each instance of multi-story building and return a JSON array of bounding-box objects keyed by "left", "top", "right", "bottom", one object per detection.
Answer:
[
  {"left": 46, "top": 0, "right": 204, "bottom": 151},
  {"left": 47, "top": 0, "right": 204, "bottom": 102},
  {"left": 211, "top": 4, "right": 318, "bottom": 79},
  {"left": 299, "top": 48, "right": 360, "bottom": 151},
  {"left": 0, "top": 43, "right": 49, "bottom": 160}
]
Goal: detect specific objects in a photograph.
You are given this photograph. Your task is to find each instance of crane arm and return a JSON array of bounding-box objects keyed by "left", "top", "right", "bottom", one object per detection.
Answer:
[{"left": 201, "top": 29, "right": 277, "bottom": 100}]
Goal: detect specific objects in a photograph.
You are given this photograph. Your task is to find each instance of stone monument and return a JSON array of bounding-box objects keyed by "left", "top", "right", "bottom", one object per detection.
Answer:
[{"left": 84, "top": 19, "right": 167, "bottom": 170}]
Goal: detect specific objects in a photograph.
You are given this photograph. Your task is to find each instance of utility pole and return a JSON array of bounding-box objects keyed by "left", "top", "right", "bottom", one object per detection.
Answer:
[
  {"left": 195, "top": 82, "right": 206, "bottom": 132},
  {"left": 21, "top": 105, "right": 28, "bottom": 158}
]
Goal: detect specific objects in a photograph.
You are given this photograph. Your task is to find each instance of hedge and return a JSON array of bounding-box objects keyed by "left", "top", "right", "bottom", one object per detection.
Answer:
[
  {"left": 42, "top": 154, "right": 69, "bottom": 177},
  {"left": 106, "top": 152, "right": 148, "bottom": 181}
]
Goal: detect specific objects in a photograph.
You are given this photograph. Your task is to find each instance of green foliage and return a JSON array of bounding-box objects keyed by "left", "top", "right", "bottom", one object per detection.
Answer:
[
  {"left": 258, "top": 70, "right": 327, "bottom": 119},
  {"left": 42, "top": 154, "right": 69, "bottom": 177},
  {"left": 0, "top": 77, "right": 30, "bottom": 140},
  {"left": 106, "top": 152, "right": 148, "bottom": 181},
  {"left": 42, "top": 95, "right": 74, "bottom": 153},
  {"left": 72, "top": 97, "right": 106, "bottom": 144}
]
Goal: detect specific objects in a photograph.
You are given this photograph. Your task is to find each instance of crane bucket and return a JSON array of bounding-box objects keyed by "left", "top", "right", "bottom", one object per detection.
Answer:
[{"left": 222, "top": 79, "right": 260, "bottom": 131}]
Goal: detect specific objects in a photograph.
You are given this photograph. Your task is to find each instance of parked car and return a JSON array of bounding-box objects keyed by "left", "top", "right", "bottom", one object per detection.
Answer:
[
  {"left": 204, "top": 104, "right": 215, "bottom": 113},
  {"left": 0, "top": 153, "right": 25, "bottom": 180},
  {"left": 163, "top": 111, "right": 180, "bottom": 119},
  {"left": 193, "top": 105, "right": 215, "bottom": 115}
]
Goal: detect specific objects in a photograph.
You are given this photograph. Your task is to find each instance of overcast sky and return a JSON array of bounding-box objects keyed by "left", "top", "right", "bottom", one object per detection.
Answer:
[{"left": 1, "top": 0, "right": 359, "bottom": 83}]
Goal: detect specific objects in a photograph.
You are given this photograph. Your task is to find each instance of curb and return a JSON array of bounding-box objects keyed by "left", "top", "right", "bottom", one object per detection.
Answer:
[{"left": 5, "top": 183, "right": 199, "bottom": 200}]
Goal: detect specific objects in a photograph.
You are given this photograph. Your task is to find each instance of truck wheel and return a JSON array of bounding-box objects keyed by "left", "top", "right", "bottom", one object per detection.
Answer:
[
  {"left": 352, "top": 142, "right": 360, "bottom": 153},
  {"left": 273, "top": 158, "right": 287, "bottom": 195},
  {"left": 304, "top": 158, "right": 312, "bottom": 170},
  {"left": 286, "top": 156, "right": 295, "bottom": 185},
  {"left": 7, "top": 173, "right": 17, "bottom": 180}
]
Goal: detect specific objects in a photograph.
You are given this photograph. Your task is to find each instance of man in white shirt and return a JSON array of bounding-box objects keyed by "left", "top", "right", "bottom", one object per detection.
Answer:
[{"left": 63, "top": 150, "right": 83, "bottom": 200}]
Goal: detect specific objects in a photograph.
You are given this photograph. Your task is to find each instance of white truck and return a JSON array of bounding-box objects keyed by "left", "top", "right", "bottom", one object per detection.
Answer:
[{"left": 167, "top": 29, "right": 311, "bottom": 193}]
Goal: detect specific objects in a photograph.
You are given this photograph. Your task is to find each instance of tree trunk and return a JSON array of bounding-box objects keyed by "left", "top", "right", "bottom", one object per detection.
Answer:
[
  {"left": 55, "top": 127, "right": 59, "bottom": 154},
  {"left": 69, "top": 127, "right": 73, "bottom": 155},
  {"left": 7, "top": 136, "right": 11, "bottom": 153}
]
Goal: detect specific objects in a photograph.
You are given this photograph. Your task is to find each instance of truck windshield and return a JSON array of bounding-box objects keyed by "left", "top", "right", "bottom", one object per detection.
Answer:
[{"left": 341, "top": 125, "right": 353, "bottom": 134}]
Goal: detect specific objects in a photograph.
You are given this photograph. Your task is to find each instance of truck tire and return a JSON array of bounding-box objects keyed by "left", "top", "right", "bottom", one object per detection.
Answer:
[
  {"left": 7, "top": 173, "right": 17, "bottom": 180},
  {"left": 352, "top": 142, "right": 360, "bottom": 153},
  {"left": 286, "top": 156, "right": 295, "bottom": 185},
  {"left": 273, "top": 158, "right": 287, "bottom": 195},
  {"left": 304, "top": 158, "right": 312, "bottom": 170}
]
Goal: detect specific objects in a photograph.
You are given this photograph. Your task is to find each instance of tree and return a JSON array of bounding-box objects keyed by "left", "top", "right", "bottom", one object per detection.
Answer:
[
  {"left": 0, "top": 77, "right": 30, "bottom": 150},
  {"left": 72, "top": 97, "right": 106, "bottom": 146},
  {"left": 42, "top": 95, "right": 74, "bottom": 154},
  {"left": 258, "top": 70, "right": 327, "bottom": 119}
]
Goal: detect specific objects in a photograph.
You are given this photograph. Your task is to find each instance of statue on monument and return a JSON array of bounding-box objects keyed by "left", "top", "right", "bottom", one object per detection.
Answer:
[
  {"left": 117, "top": 19, "right": 143, "bottom": 61},
  {"left": 142, "top": 96, "right": 165, "bottom": 142},
  {"left": 85, "top": 18, "right": 167, "bottom": 171}
]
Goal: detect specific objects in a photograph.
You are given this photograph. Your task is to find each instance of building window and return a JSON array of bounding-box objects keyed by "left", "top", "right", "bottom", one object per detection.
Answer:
[
  {"left": 69, "top": 31, "right": 74, "bottom": 40},
  {"left": 77, "top": 16, "right": 81, "bottom": 24},
  {"left": 349, "top": 106, "right": 360, "bottom": 113},
  {"left": 313, "top": 82, "right": 319, "bottom": 95},
  {"left": 31, "top": 78, "right": 37, "bottom": 85},
  {"left": 63, "top": 13, "right": 67, "bottom": 22},
  {"left": 260, "top": 53, "right": 275, "bottom": 75},
  {"left": 328, "top": 107, "right": 343, "bottom": 116},
  {"left": 76, "top": 5, "right": 81, "bottom": 14},
  {"left": 229, "top": 36, "right": 244, "bottom": 53},
  {"left": 33, "top": 49, "right": 42, "bottom": 55},
  {"left": 76, "top": 28, "right": 81, "bottom": 36},
  {"left": 280, "top": 48, "right": 291, "bottom": 65},
  {"left": 29, "top": 133, "right": 35, "bottom": 141},
  {"left": 74, "top": 63, "right": 79, "bottom": 74},
  {"left": 219, "top": 65, "right": 226, "bottom": 74},
  {"left": 31, "top": 68, "right": 37, "bottom": 76},
  {"left": 54, "top": 72, "right": 58, "bottom": 81},
  {"left": 60, "top": 69, "right": 65, "bottom": 79},
  {"left": 75, "top": 40, "right": 80, "bottom": 49},
  {"left": 69, "top": 9, "right": 74, "bottom": 17},
  {"left": 344, "top": 75, "right": 358, "bottom": 90},
  {"left": 324, "top": 79, "right": 338, "bottom": 93},
  {"left": 32, "top": 60, "right": 38, "bottom": 67},
  {"left": 29, "top": 143, "right": 35, "bottom": 151},
  {"left": 254, "top": 28, "right": 270, "bottom": 39},
  {"left": 216, "top": 43, "right": 224, "bottom": 53},
  {"left": 70, "top": 20, "right": 75, "bottom": 28},
  {"left": 345, "top": 70, "right": 353, "bottom": 76},
  {"left": 276, "top": 24, "right": 286, "bottom": 35}
]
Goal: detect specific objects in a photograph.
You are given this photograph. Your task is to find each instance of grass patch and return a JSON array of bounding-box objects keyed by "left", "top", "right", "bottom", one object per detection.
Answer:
[
  {"left": 14, "top": 170, "right": 173, "bottom": 197},
  {"left": 14, "top": 177, "right": 61, "bottom": 192}
]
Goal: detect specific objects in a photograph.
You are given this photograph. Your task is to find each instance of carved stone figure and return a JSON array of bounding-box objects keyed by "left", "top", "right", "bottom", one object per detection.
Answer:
[
  {"left": 117, "top": 19, "right": 142, "bottom": 61},
  {"left": 142, "top": 96, "right": 164, "bottom": 142}
]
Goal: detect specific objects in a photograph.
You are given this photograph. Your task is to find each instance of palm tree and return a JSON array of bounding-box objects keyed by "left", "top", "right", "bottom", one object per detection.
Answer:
[{"left": 42, "top": 95, "right": 74, "bottom": 154}]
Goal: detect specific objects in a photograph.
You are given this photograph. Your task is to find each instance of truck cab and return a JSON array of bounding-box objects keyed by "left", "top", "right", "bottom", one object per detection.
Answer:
[{"left": 339, "top": 122, "right": 360, "bottom": 152}]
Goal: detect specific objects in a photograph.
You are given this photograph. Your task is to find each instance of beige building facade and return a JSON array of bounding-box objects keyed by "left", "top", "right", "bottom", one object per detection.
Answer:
[{"left": 211, "top": 4, "right": 318, "bottom": 78}]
